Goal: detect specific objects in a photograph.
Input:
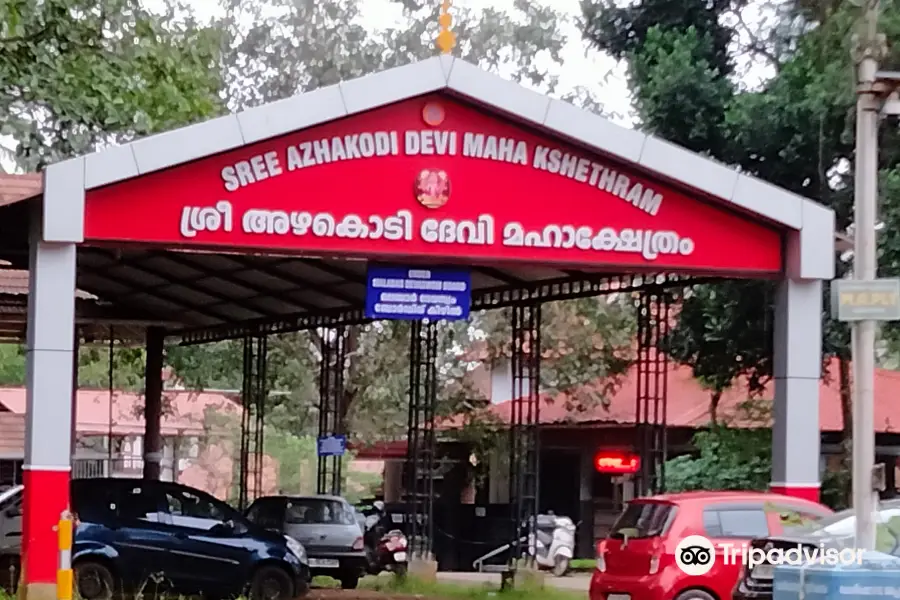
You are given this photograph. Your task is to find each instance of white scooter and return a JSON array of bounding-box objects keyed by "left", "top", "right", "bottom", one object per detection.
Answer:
[
  {"left": 532, "top": 514, "right": 576, "bottom": 576},
  {"left": 473, "top": 513, "right": 576, "bottom": 577}
]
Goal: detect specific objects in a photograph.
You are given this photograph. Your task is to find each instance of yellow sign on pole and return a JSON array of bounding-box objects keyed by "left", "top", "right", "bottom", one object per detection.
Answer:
[{"left": 831, "top": 279, "right": 900, "bottom": 321}]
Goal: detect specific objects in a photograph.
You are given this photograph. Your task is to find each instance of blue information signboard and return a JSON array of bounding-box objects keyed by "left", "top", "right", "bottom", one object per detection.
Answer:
[
  {"left": 365, "top": 266, "right": 471, "bottom": 321},
  {"left": 317, "top": 435, "right": 347, "bottom": 457}
]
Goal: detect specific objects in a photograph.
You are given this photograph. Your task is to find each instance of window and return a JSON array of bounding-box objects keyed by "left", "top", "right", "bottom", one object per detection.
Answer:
[
  {"left": 246, "top": 498, "right": 284, "bottom": 530},
  {"left": 702, "top": 509, "right": 723, "bottom": 537},
  {"left": 704, "top": 508, "right": 769, "bottom": 539},
  {"left": 117, "top": 484, "right": 163, "bottom": 522},
  {"left": 71, "top": 482, "right": 117, "bottom": 522},
  {"left": 609, "top": 501, "right": 674, "bottom": 539},
  {"left": 765, "top": 503, "right": 830, "bottom": 535},
  {"left": 163, "top": 486, "right": 238, "bottom": 531},
  {"left": 285, "top": 499, "right": 356, "bottom": 526}
]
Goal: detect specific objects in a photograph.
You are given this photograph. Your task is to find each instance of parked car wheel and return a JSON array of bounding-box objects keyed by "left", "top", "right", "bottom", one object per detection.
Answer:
[
  {"left": 551, "top": 556, "right": 569, "bottom": 577},
  {"left": 339, "top": 573, "right": 360, "bottom": 590},
  {"left": 74, "top": 560, "right": 115, "bottom": 600},
  {"left": 675, "top": 590, "right": 716, "bottom": 600},
  {"left": 249, "top": 566, "right": 294, "bottom": 600}
]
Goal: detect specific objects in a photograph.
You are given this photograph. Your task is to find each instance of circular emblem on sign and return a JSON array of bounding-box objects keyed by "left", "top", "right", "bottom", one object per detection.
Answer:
[
  {"left": 415, "top": 169, "right": 451, "bottom": 209},
  {"left": 422, "top": 103, "right": 445, "bottom": 126}
]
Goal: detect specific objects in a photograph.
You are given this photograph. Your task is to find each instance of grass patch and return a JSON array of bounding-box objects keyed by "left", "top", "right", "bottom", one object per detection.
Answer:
[
  {"left": 310, "top": 576, "right": 340, "bottom": 589},
  {"left": 361, "top": 575, "right": 583, "bottom": 600},
  {"left": 569, "top": 559, "right": 595, "bottom": 572}
]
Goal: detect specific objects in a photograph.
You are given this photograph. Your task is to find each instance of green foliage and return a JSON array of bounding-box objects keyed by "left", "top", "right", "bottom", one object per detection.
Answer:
[
  {"left": 163, "top": 0, "right": 631, "bottom": 447},
  {"left": 663, "top": 282, "right": 774, "bottom": 421},
  {"left": 580, "top": 0, "right": 739, "bottom": 79},
  {"left": 664, "top": 402, "right": 773, "bottom": 492},
  {"left": 581, "top": 0, "right": 900, "bottom": 423},
  {"left": 628, "top": 26, "right": 733, "bottom": 155},
  {"left": 820, "top": 468, "right": 850, "bottom": 511},
  {"left": 0, "top": 344, "right": 25, "bottom": 385},
  {"left": 0, "top": 342, "right": 147, "bottom": 390},
  {"left": 0, "top": 0, "right": 223, "bottom": 171},
  {"left": 0, "top": 0, "right": 636, "bottom": 465},
  {"left": 474, "top": 296, "right": 637, "bottom": 413}
]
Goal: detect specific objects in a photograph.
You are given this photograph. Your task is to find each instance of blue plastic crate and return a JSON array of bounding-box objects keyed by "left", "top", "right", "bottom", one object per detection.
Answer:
[{"left": 773, "top": 551, "right": 900, "bottom": 600}]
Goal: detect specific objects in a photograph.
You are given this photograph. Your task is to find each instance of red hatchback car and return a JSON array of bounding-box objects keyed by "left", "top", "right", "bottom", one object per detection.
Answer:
[{"left": 589, "top": 491, "right": 833, "bottom": 600}]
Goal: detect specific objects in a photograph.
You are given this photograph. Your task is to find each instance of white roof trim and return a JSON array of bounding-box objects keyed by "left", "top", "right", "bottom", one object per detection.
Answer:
[{"left": 77, "top": 54, "right": 829, "bottom": 237}]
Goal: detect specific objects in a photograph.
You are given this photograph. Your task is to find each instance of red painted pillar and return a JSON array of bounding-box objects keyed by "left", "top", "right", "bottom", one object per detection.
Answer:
[{"left": 22, "top": 213, "right": 78, "bottom": 597}]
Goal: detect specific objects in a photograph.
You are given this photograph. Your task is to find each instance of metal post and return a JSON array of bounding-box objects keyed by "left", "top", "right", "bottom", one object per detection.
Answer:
[
  {"left": 405, "top": 320, "right": 439, "bottom": 561},
  {"left": 851, "top": 0, "right": 884, "bottom": 550},
  {"left": 634, "top": 290, "right": 670, "bottom": 496},
  {"left": 317, "top": 327, "right": 348, "bottom": 496}
]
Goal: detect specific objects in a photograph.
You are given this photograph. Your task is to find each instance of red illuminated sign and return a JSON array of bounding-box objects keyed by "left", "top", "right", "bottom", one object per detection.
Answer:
[
  {"left": 594, "top": 451, "right": 640, "bottom": 475},
  {"left": 84, "top": 95, "right": 783, "bottom": 274}
]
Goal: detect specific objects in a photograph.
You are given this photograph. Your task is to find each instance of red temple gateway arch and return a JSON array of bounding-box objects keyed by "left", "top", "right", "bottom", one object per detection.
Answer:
[
  {"left": 21, "top": 55, "right": 832, "bottom": 597},
  {"left": 83, "top": 93, "right": 782, "bottom": 274}
]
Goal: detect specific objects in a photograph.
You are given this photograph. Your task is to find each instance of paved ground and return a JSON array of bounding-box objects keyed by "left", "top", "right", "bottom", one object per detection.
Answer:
[{"left": 436, "top": 570, "right": 591, "bottom": 592}]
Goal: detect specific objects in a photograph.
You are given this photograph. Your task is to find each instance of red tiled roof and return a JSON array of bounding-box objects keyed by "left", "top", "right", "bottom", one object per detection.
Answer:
[
  {"left": 0, "top": 387, "right": 240, "bottom": 437},
  {"left": 0, "top": 413, "right": 25, "bottom": 457},
  {"left": 0, "top": 269, "right": 94, "bottom": 299},
  {"left": 486, "top": 357, "right": 898, "bottom": 433},
  {"left": 0, "top": 173, "right": 41, "bottom": 207}
]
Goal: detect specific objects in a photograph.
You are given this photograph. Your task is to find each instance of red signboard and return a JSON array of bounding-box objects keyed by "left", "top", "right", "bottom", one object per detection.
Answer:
[
  {"left": 84, "top": 94, "right": 783, "bottom": 274},
  {"left": 594, "top": 451, "right": 640, "bottom": 475}
]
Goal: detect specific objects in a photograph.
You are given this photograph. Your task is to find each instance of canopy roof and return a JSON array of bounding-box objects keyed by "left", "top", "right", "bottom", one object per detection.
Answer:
[{"left": 2, "top": 56, "right": 835, "bottom": 343}]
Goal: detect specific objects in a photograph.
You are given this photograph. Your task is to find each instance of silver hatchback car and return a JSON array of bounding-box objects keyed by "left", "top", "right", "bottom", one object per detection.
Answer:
[{"left": 245, "top": 495, "right": 366, "bottom": 589}]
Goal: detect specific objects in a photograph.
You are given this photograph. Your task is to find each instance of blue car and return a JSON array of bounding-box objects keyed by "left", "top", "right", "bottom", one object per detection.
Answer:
[{"left": 66, "top": 478, "right": 310, "bottom": 600}]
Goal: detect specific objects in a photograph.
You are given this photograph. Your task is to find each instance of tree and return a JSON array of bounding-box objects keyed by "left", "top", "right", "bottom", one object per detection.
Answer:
[
  {"left": 580, "top": 2, "right": 874, "bottom": 448},
  {"left": 0, "top": 0, "right": 223, "bottom": 171},
  {"left": 0, "top": 342, "right": 147, "bottom": 390},
  {"left": 662, "top": 282, "right": 774, "bottom": 424},
  {"left": 583, "top": 0, "right": 900, "bottom": 505},
  {"left": 166, "top": 0, "right": 637, "bottom": 443}
]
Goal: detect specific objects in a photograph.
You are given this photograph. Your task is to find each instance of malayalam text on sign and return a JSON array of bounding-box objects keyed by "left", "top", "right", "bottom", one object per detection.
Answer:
[{"left": 365, "top": 266, "right": 471, "bottom": 321}]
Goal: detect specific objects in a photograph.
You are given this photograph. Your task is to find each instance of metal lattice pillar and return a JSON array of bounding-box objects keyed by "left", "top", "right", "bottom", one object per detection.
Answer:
[
  {"left": 317, "top": 326, "right": 349, "bottom": 496},
  {"left": 405, "top": 320, "right": 439, "bottom": 561},
  {"left": 508, "top": 303, "right": 541, "bottom": 570},
  {"left": 239, "top": 335, "right": 268, "bottom": 510},
  {"left": 635, "top": 290, "right": 670, "bottom": 497}
]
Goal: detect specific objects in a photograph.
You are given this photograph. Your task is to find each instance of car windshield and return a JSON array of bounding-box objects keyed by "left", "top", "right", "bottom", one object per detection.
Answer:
[
  {"left": 609, "top": 501, "right": 674, "bottom": 539},
  {"left": 286, "top": 498, "right": 356, "bottom": 526},
  {"left": 780, "top": 505, "right": 900, "bottom": 554},
  {"left": 165, "top": 486, "right": 249, "bottom": 531}
]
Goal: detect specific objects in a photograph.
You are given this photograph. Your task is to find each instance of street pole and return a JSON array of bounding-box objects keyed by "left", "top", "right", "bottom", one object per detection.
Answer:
[{"left": 851, "top": 0, "right": 883, "bottom": 551}]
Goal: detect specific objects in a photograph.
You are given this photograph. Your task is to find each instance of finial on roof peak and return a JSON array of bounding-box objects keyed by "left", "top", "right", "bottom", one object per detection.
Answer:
[{"left": 436, "top": 0, "right": 456, "bottom": 55}]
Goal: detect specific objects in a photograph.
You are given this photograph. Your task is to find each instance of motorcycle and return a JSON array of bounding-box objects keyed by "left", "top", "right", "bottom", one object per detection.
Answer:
[
  {"left": 472, "top": 513, "right": 576, "bottom": 577},
  {"left": 361, "top": 501, "right": 409, "bottom": 576},
  {"left": 371, "top": 530, "right": 409, "bottom": 576}
]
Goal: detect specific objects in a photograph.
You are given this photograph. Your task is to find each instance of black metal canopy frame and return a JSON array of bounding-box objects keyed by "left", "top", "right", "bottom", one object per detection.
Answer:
[
  {"left": 238, "top": 335, "right": 267, "bottom": 510},
  {"left": 317, "top": 326, "right": 349, "bottom": 497},
  {"left": 210, "top": 259, "right": 684, "bottom": 566},
  {"left": 0, "top": 227, "right": 694, "bottom": 566}
]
